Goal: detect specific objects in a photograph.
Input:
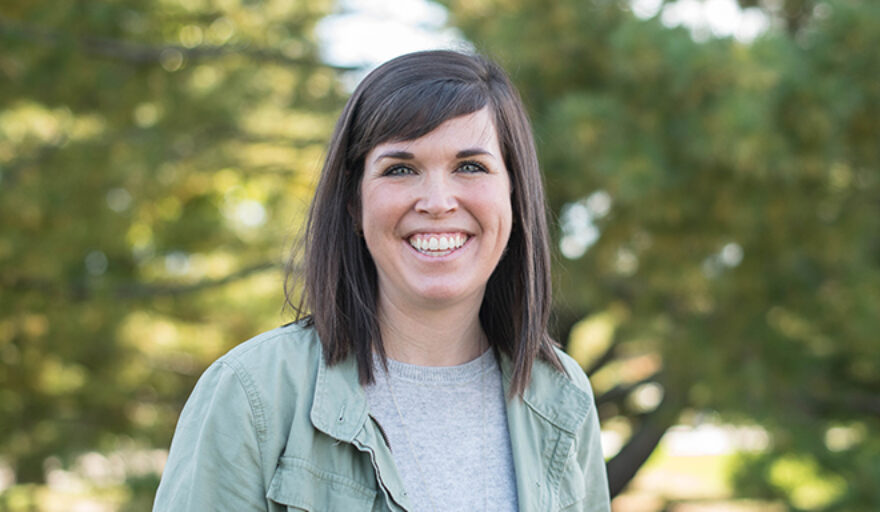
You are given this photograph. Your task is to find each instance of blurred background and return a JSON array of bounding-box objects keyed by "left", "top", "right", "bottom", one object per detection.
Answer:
[{"left": 1, "top": 0, "right": 878, "bottom": 510}]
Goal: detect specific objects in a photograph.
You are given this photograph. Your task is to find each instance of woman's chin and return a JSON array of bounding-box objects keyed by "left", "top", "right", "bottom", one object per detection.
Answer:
[{"left": 405, "top": 284, "right": 484, "bottom": 309}]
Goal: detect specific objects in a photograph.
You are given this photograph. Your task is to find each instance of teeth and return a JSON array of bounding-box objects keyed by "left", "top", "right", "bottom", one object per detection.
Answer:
[{"left": 408, "top": 233, "right": 468, "bottom": 255}]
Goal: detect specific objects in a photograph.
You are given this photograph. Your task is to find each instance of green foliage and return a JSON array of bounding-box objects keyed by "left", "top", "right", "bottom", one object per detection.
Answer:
[
  {"left": 4, "top": 0, "right": 879, "bottom": 509},
  {"left": 0, "top": 0, "right": 344, "bottom": 498},
  {"left": 443, "top": 0, "right": 880, "bottom": 508}
]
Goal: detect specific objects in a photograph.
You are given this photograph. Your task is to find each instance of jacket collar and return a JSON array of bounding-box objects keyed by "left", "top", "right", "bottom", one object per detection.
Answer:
[
  {"left": 311, "top": 347, "right": 592, "bottom": 440},
  {"left": 499, "top": 351, "right": 593, "bottom": 434},
  {"left": 310, "top": 351, "right": 370, "bottom": 442},
  {"left": 310, "top": 351, "right": 412, "bottom": 511}
]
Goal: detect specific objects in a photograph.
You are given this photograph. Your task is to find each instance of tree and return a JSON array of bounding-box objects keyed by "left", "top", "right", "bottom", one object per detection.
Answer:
[
  {"left": 0, "top": 0, "right": 346, "bottom": 504},
  {"left": 442, "top": 0, "right": 880, "bottom": 508}
]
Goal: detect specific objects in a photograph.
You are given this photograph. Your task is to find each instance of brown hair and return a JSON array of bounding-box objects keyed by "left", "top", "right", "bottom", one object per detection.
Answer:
[{"left": 286, "top": 50, "right": 563, "bottom": 395}]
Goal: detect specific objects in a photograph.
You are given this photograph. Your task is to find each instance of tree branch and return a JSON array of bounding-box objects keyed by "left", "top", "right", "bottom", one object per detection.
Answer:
[
  {"left": 585, "top": 334, "right": 622, "bottom": 377},
  {"left": 595, "top": 371, "right": 662, "bottom": 407},
  {"left": 0, "top": 16, "right": 356, "bottom": 71},
  {"left": 116, "top": 261, "right": 280, "bottom": 298},
  {"left": 3, "top": 261, "right": 282, "bottom": 301},
  {"left": 809, "top": 390, "right": 880, "bottom": 417},
  {"left": 605, "top": 391, "right": 683, "bottom": 498},
  {"left": 606, "top": 411, "right": 671, "bottom": 498}
]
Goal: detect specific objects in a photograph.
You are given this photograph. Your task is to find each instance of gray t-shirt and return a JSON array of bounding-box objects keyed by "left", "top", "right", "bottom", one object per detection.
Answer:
[{"left": 364, "top": 349, "right": 518, "bottom": 512}]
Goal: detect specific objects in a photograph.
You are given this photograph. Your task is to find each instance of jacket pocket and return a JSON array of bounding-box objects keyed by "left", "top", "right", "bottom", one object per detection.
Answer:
[{"left": 266, "top": 456, "right": 377, "bottom": 511}]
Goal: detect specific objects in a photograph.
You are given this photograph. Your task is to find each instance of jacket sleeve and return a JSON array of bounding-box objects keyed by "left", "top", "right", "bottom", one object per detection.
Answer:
[
  {"left": 560, "top": 353, "right": 612, "bottom": 512},
  {"left": 577, "top": 393, "right": 611, "bottom": 511},
  {"left": 153, "top": 361, "right": 267, "bottom": 511}
]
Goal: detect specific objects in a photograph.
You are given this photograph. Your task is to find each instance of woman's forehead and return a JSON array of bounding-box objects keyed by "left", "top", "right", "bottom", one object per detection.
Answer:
[{"left": 366, "top": 108, "right": 502, "bottom": 162}]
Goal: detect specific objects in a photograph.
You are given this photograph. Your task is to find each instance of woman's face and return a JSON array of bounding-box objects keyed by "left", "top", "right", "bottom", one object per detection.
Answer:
[{"left": 359, "top": 107, "right": 513, "bottom": 311}]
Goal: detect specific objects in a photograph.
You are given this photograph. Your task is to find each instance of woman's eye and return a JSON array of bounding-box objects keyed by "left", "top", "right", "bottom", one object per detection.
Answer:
[
  {"left": 458, "top": 161, "right": 487, "bottom": 174},
  {"left": 383, "top": 165, "right": 415, "bottom": 176}
]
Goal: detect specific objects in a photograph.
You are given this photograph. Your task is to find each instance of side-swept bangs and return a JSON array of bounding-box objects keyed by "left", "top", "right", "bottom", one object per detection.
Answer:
[{"left": 345, "top": 59, "right": 491, "bottom": 175}]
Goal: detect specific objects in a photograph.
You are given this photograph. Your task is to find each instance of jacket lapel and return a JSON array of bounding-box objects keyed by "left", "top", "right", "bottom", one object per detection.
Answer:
[
  {"left": 502, "top": 354, "right": 593, "bottom": 511},
  {"left": 310, "top": 353, "right": 412, "bottom": 511},
  {"left": 310, "top": 352, "right": 367, "bottom": 442}
]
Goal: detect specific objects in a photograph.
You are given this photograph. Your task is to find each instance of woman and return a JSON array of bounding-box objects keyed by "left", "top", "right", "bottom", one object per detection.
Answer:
[{"left": 154, "top": 50, "right": 610, "bottom": 511}]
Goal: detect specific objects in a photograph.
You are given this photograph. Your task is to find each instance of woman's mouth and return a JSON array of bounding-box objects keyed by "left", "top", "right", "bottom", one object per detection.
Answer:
[{"left": 407, "top": 232, "right": 470, "bottom": 256}]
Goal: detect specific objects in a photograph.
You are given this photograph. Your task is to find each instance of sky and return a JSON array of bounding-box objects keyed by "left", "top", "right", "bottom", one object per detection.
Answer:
[
  {"left": 317, "top": 0, "right": 771, "bottom": 71},
  {"left": 316, "top": 0, "right": 468, "bottom": 72}
]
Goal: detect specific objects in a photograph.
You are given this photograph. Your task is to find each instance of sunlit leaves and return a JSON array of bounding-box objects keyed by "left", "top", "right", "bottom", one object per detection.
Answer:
[{"left": 1, "top": 0, "right": 343, "bottom": 493}]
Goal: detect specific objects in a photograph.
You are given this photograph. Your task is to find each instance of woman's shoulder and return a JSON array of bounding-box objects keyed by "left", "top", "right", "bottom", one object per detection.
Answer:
[
  {"left": 210, "top": 321, "right": 324, "bottom": 385},
  {"left": 525, "top": 346, "right": 596, "bottom": 408},
  {"left": 551, "top": 346, "right": 596, "bottom": 398},
  {"left": 222, "top": 320, "right": 319, "bottom": 356}
]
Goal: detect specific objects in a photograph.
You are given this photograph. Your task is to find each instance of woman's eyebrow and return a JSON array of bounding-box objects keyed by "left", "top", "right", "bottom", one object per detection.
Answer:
[
  {"left": 456, "top": 148, "right": 493, "bottom": 159},
  {"left": 372, "top": 147, "right": 494, "bottom": 164},
  {"left": 373, "top": 150, "right": 414, "bottom": 163}
]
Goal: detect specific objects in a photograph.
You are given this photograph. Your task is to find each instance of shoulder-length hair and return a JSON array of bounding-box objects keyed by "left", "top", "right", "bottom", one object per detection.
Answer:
[{"left": 286, "top": 50, "right": 563, "bottom": 396}]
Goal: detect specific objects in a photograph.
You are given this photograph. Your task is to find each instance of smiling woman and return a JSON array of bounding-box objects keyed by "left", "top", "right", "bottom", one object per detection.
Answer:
[{"left": 153, "top": 51, "right": 611, "bottom": 512}]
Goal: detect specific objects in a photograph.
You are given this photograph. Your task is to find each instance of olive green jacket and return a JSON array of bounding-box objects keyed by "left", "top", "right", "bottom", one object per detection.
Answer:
[{"left": 153, "top": 323, "right": 610, "bottom": 511}]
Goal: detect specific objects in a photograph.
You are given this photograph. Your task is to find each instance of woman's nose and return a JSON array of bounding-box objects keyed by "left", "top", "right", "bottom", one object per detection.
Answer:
[{"left": 414, "top": 174, "right": 457, "bottom": 216}]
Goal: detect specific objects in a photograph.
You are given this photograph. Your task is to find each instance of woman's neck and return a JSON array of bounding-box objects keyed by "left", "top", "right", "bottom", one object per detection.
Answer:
[{"left": 377, "top": 294, "right": 486, "bottom": 367}]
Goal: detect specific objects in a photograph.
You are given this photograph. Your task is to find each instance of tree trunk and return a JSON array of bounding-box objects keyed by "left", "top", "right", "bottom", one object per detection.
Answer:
[{"left": 605, "top": 394, "right": 682, "bottom": 497}]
